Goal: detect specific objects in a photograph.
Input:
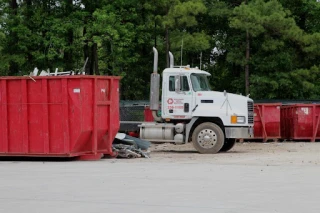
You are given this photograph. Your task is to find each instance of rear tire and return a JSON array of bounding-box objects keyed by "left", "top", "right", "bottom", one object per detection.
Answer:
[
  {"left": 219, "top": 138, "right": 236, "bottom": 152},
  {"left": 192, "top": 122, "right": 224, "bottom": 154}
]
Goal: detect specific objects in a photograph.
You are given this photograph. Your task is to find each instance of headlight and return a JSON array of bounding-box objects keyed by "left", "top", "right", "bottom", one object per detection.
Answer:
[{"left": 231, "top": 115, "right": 246, "bottom": 124}]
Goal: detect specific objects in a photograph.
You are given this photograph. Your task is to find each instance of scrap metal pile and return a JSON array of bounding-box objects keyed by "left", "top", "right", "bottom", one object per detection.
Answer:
[
  {"left": 27, "top": 66, "right": 87, "bottom": 77},
  {"left": 26, "top": 58, "right": 89, "bottom": 79},
  {"left": 113, "top": 133, "right": 151, "bottom": 158}
]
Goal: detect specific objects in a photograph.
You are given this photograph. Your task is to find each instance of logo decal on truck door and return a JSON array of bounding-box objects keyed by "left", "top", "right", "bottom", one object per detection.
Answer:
[{"left": 167, "top": 98, "right": 174, "bottom": 104}]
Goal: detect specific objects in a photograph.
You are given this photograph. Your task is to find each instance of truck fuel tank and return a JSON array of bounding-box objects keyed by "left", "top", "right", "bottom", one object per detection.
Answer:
[{"left": 139, "top": 123, "right": 174, "bottom": 142}]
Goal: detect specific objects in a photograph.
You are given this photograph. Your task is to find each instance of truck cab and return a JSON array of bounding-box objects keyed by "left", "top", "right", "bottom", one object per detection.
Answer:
[{"left": 139, "top": 48, "right": 254, "bottom": 154}]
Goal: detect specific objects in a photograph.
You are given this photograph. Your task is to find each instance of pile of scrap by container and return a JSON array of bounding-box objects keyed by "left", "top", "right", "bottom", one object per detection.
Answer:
[
  {"left": 113, "top": 133, "right": 151, "bottom": 158},
  {"left": 27, "top": 66, "right": 87, "bottom": 78}
]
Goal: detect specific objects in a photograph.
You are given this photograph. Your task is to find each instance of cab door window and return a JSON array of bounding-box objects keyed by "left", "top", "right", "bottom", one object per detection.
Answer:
[
  {"left": 169, "top": 76, "right": 175, "bottom": 91},
  {"left": 180, "top": 76, "right": 190, "bottom": 91},
  {"left": 169, "top": 75, "right": 189, "bottom": 92}
]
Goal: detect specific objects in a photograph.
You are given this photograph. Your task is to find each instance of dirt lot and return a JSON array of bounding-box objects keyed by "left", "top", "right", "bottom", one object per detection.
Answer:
[
  {"left": 1, "top": 142, "right": 320, "bottom": 213},
  {"left": 148, "top": 142, "right": 320, "bottom": 165}
]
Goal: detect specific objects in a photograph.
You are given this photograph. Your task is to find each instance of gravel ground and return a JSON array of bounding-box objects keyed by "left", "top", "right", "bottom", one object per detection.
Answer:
[
  {"left": 149, "top": 142, "right": 320, "bottom": 165},
  {"left": 0, "top": 142, "right": 320, "bottom": 213}
]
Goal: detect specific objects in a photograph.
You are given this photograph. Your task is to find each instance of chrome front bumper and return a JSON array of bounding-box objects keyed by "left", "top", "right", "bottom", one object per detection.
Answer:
[{"left": 225, "top": 126, "right": 254, "bottom": 139}]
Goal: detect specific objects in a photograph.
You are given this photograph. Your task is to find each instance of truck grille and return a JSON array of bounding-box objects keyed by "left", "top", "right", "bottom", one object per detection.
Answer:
[{"left": 247, "top": 101, "right": 254, "bottom": 124}]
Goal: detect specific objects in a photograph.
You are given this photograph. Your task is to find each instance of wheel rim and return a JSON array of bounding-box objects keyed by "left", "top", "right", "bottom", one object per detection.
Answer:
[{"left": 197, "top": 128, "right": 217, "bottom": 149}]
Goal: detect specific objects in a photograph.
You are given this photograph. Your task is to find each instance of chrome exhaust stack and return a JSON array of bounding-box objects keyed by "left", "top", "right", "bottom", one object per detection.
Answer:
[
  {"left": 169, "top": 51, "right": 174, "bottom": 68},
  {"left": 150, "top": 47, "right": 162, "bottom": 121}
]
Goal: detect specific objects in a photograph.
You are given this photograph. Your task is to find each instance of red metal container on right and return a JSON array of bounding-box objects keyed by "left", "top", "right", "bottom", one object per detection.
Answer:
[
  {"left": 253, "top": 103, "right": 281, "bottom": 142},
  {"left": 280, "top": 104, "right": 320, "bottom": 142}
]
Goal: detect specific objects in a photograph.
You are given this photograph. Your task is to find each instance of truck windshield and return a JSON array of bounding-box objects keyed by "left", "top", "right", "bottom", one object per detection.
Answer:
[{"left": 190, "top": 74, "right": 211, "bottom": 92}]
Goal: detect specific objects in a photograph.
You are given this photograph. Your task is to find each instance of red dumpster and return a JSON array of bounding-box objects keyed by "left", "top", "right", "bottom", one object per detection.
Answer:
[
  {"left": 0, "top": 76, "right": 120, "bottom": 160},
  {"left": 281, "top": 104, "right": 320, "bottom": 142},
  {"left": 144, "top": 106, "right": 154, "bottom": 122},
  {"left": 253, "top": 103, "right": 281, "bottom": 142}
]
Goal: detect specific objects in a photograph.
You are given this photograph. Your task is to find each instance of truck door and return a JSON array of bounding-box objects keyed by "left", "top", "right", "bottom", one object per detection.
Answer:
[{"left": 163, "top": 74, "right": 193, "bottom": 119}]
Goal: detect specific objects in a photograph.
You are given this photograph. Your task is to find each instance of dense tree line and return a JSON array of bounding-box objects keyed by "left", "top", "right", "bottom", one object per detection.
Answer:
[{"left": 0, "top": 0, "right": 320, "bottom": 100}]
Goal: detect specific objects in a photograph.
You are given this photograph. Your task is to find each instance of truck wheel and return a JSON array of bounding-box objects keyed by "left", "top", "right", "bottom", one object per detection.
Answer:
[
  {"left": 219, "top": 138, "right": 236, "bottom": 152},
  {"left": 192, "top": 122, "right": 224, "bottom": 154}
]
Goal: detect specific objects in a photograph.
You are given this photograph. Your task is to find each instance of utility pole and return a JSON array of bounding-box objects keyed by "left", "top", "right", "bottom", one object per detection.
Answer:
[
  {"left": 154, "top": 0, "right": 157, "bottom": 48},
  {"left": 166, "top": 26, "right": 170, "bottom": 68},
  {"left": 245, "top": 30, "right": 250, "bottom": 95},
  {"left": 245, "top": 0, "right": 250, "bottom": 95},
  {"left": 200, "top": 52, "right": 202, "bottom": 70},
  {"left": 181, "top": 39, "right": 183, "bottom": 66}
]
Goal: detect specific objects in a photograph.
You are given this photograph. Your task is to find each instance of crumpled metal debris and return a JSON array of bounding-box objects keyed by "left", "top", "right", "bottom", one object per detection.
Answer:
[
  {"left": 113, "top": 133, "right": 151, "bottom": 158},
  {"left": 112, "top": 144, "right": 150, "bottom": 158}
]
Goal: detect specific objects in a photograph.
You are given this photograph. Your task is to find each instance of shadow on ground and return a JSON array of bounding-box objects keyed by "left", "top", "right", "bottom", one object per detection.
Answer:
[
  {"left": 152, "top": 150, "right": 198, "bottom": 154},
  {"left": 152, "top": 149, "right": 248, "bottom": 154},
  {"left": 0, "top": 156, "right": 77, "bottom": 162}
]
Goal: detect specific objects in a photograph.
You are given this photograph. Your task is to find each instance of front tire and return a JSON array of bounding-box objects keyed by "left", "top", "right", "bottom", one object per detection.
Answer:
[
  {"left": 192, "top": 122, "right": 224, "bottom": 154},
  {"left": 219, "top": 138, "right": 236, "bottom": 152}
]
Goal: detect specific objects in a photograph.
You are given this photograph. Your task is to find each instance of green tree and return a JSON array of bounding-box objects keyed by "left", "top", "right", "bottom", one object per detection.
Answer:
[
  {"left": 0, "top": 0, "right": 86, "bottom": 74},
  {"left": 158, "top": 0, "right": 209, "bottom": 67},
  {"left": 1, "top": 0, "right": 320, "bottom": 101},
  {"left": 228, "top": 0, "right": 320, "bottom": 99}
]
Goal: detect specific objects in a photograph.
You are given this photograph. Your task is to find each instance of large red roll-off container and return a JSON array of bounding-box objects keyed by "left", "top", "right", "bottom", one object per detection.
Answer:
[
  {"left": 0, "top": 76, "right": 120, "bottom": 160},
  {"left": 253, "top": 103, "right": 281, "bottom": 142},
  {"left": 281, "top": 104, "right": 320, "bottom": 142}
]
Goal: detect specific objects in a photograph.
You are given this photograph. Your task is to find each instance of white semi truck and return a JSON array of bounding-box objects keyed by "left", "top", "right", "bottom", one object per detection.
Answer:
[{"left": 138, "top": 47, "right": 254, "bottom": 153}]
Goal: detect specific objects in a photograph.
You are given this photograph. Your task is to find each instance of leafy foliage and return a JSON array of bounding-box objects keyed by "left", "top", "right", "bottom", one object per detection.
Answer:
[{"left": 0, "top": 0, "right": 320, "bottom": 100}]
